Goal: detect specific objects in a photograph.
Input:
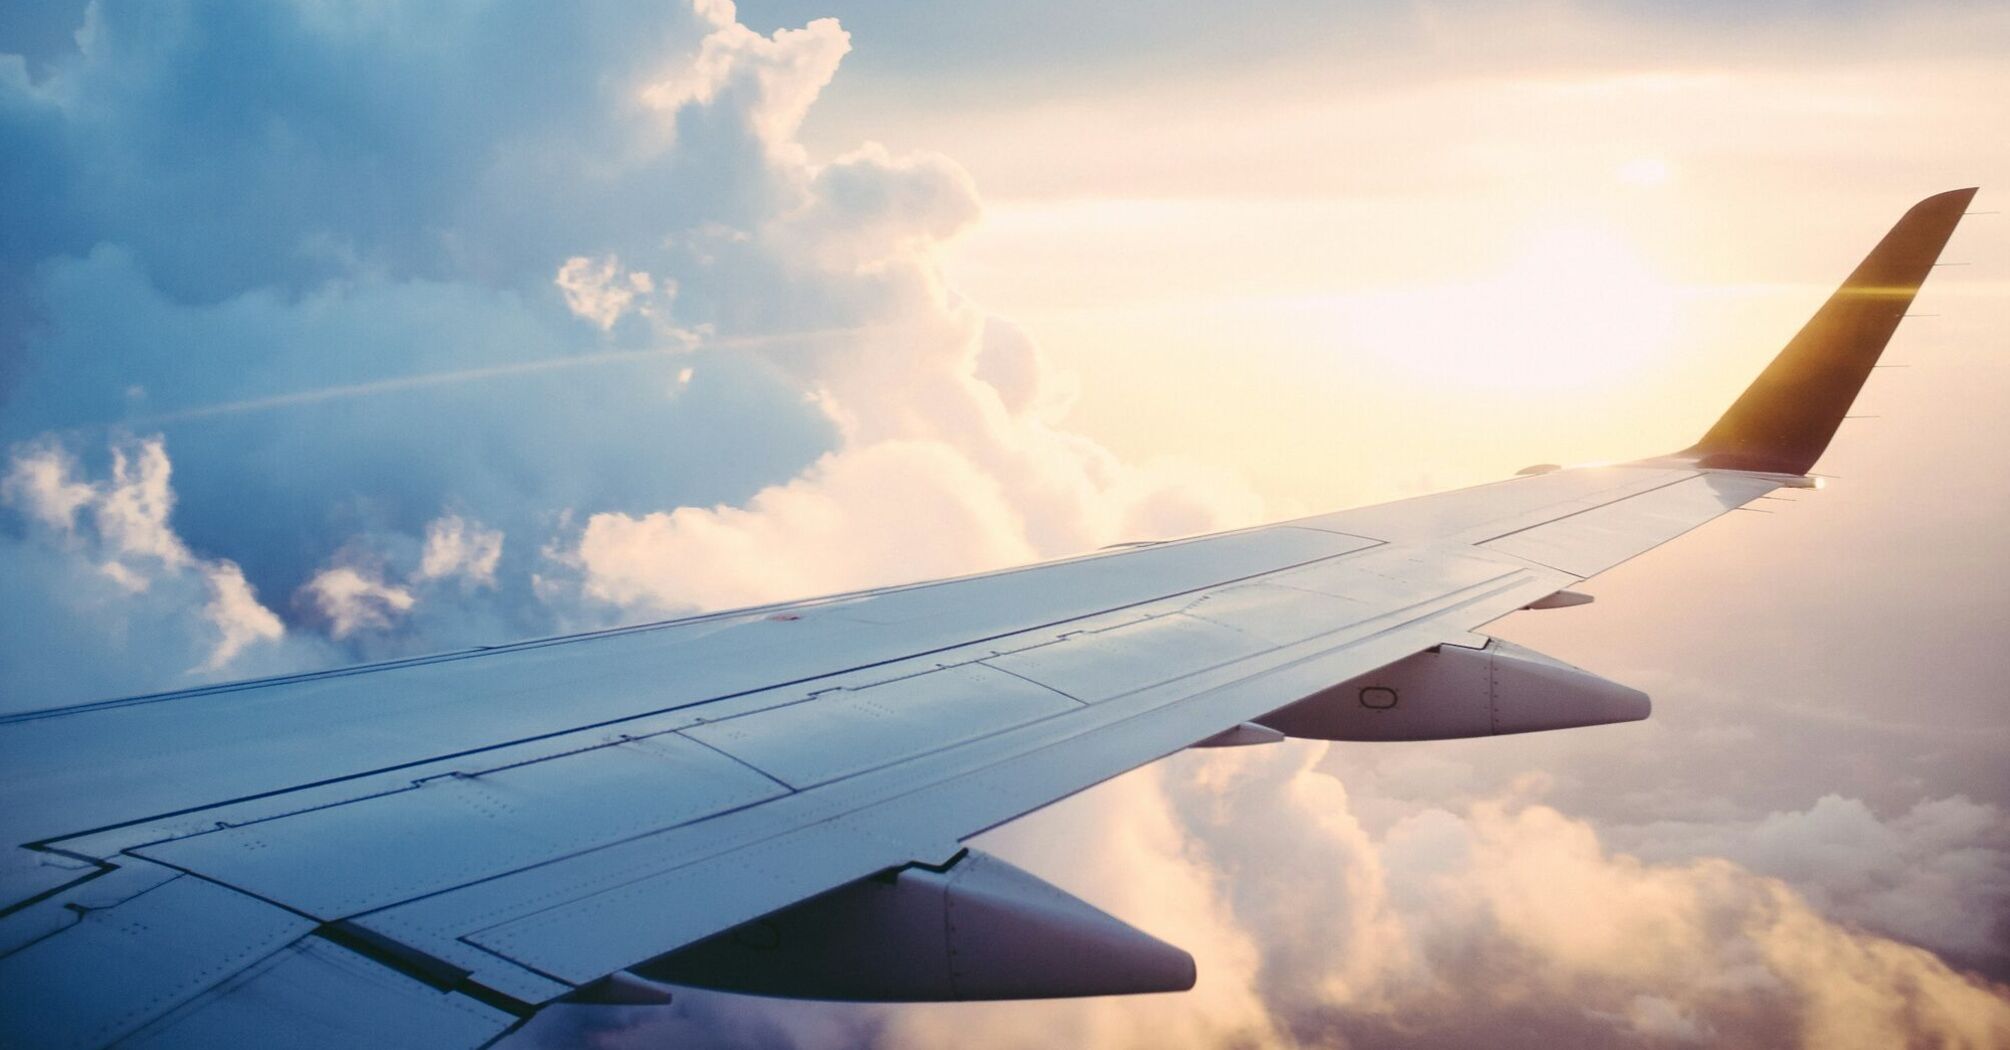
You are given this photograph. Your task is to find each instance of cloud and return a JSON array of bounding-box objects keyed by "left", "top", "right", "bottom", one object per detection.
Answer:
[
  {"left": 0, "top": 437, "right": 308, "bottom": 709},
  {"left": 642, "top": 12, "right": 851, "bottom": 152},
  {"left": 0, "top": 442, "right": 96, "bottom": 531},
  {"left": 573, "top": 440, "right": 1038, "bottom": 612},
  {"left": 950, "top": 752, "right": 2010, "bottom": 1050},
  {"left": 972, "top": 318, "right": 1069, "bottom": 421},
  {"left": 555, "top": 255, "right": 663, "bottom": 331},
  {"left": 3, "top": 2, "right": 846, "bottom": 637},
  {"left": 199, "top": 560, "right": 285, "bottom": 670},
  {"left": 505, "top": 749, "right": 2010, "bottom": 1050},
  {"left": 300, "top": 564, "right": 416, "bottom": 639},
  {"left": 417, "top": 514, "right": 504, "bottom": 587},
  {"left": 1621, "top": 793, "right": 2010, "bottom": 970},
  {"left": 1165, "top": 749, "right": 2010, "bottom": 1050},
  {"left": 1, "top": 0, "right": 1261, "bottom": 662}
]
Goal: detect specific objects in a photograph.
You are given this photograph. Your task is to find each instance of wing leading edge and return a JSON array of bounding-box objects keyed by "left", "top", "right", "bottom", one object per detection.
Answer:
[{"left": 0, "top": 190, "right": 1977, "bottom": 1049}]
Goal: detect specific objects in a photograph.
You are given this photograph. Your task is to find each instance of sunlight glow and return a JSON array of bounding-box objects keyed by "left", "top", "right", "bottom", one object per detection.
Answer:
[
  {"left": 1618, "top": 156, "right": 1673, "bottom": 186},
  {"left": 1342, "top": 226, "right": 1679, "bottom": 392}
]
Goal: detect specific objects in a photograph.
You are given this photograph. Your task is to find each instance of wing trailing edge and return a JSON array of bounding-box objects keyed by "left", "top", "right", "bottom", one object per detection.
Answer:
[{"left": 1684, "top": 187, "right": 1978, "bottom": 475}]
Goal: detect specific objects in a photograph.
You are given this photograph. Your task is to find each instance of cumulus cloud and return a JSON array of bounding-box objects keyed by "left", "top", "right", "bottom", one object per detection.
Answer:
[
  {"left": 510, "top": 750, "right": 2010, "bottom": 1050},
  {"left": 417, "top": 513, "right": 504, "bottom": 588},
  {"left": 0, "top": 0, "right": 1260, "bottom": 660},
  {"left": 973, "top": 318, "right": 1070, "bottom": 422},
  {"left": 640, "top": 12, "right": 851, "bottom": 152},
  {"left": 0, "top": 443, "right": 96, "bottom": 532},
  {"left": 555, "top": 255, "right": 662, "bottom": 330},
  {"left": 295, "top": 512, "right": 508, "bottom": 639},
  {"left": 0, "top": 438, "right": 303, "bottom": 708},
  {"left": 558, "top": 126, "right": 1265, "bottom": 615},
  {"left": 1621, "top": 793, "right": 2010, "bottom": 970},
  {"left": 301, "top": 564, "right": 417, "bottom": 639},
  {"left": 1117, "top": 749, "right": 2007, "bottom": 1050},
  {"left": 199, "top": 561, "right": 286, "bottom": 671},
  {"left": 574, "top": 440, "right": 1039, "bottom": 611}
]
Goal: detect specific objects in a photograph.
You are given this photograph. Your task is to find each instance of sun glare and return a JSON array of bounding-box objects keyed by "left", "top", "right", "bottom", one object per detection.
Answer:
[
  {"left": 1618, "top": 156, "right": 1673, "bottom": 186},
  {"left": 1342, "top": 226, "right": 1679, "bottom": 393}
]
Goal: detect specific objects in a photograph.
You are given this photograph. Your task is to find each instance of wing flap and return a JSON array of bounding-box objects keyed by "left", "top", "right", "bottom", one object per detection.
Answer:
[
  {"left": 132, "top": 732, "right": 787, "bottom": 919},
  {"left": 117, "top": 937, "right": 511, "bottom": 1050},
  {"left": 0, "top": 873, "right": 314, "bottom": 1050}
]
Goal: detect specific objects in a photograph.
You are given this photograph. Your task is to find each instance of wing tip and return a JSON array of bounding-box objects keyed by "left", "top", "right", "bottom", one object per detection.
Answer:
[
  {"left": 1907, "top": 186, "right": 1979, "bottom": 220},
  {"left": 1682, "top": 187, "right": 1978, "bottom": 475}
]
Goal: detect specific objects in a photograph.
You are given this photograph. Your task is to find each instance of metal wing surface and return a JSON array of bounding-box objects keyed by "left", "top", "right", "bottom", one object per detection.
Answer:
[{"left": 0, "top": 188, "right": 1977, "bottom": 1048}]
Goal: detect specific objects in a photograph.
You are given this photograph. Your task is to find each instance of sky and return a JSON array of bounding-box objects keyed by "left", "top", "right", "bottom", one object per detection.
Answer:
[{"left": 2, "top": 2, "right": 2007, "bottom": 1048}]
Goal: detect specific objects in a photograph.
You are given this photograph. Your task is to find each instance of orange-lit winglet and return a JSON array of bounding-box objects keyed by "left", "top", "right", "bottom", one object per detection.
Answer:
[{"left": 1684, "top": 187, "right": 1978, "bottom": 475}]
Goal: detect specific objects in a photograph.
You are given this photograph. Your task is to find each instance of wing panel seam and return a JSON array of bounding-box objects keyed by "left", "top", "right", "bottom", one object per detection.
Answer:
[
  {"left": 1465, "top": 471, "right": 1702, "bottom": 546},
  {"left": 425, "top": 569, "right": 1537, "bottom": 949},
  {"left": 27, "top": 540, "right": 1385, "bottom": 850}
]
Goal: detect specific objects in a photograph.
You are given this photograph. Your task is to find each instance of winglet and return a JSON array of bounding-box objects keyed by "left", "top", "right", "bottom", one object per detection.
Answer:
[{"left": 1684, "top": 187, "right": 1978, "bottom": 475}]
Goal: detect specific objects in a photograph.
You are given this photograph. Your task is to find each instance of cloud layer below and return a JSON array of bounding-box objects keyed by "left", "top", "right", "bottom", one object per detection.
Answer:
[{"left": 514, "top": 749, "right": 2010, "bottom": 1050}]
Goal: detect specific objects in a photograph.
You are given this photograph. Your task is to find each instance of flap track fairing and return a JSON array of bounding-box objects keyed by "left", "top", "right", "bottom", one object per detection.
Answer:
[
  {"left": 633, "top": 850, "right": 1195, "bottom": 1001},
  {"left": 1255, "top": 638, "right": 1648, "bottom": 742}
]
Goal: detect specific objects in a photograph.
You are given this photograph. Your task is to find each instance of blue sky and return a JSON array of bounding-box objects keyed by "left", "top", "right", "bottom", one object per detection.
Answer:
[{"left": 4, "top": 3, "right": 2008, "bottom": 1047}]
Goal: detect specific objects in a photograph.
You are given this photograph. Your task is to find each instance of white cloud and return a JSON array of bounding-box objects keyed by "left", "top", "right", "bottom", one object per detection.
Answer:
[
  {"left": 301, "top": 565, "right": 417, "bottom": 639},
  {"left": 0, "top": 437, "right": 297, "bottom": 698},
  {"left": 417, "top": 514, "right": 504, "bottom": 588},
  {"left": 200, "top": 561, "right": 285, "bottom": 671},
  {"left": 776, "top": 143, "right": 984, "bottom": 271},
  {"left": 559, "top": 77, "right": 1265, "bottom": 618},
  {"left": 91, "top": 440, "right": 188, "bottom": 566},
  {"left": 575, "top": 441, "right": 1038, "bottom": 612},
  {"left": 4, "top": 0, "right": 1269, "bottom": 661},
  {"left": 1623, "top": 793, "right": 2010, "bottom": 967},
  {"left": 0, "top": 443, "right": 96, "bottom": 534},
  {"left": 555, "top": 255, "right": 661, "bottom": 330},
  {"left": 972, "top": 318, "right": 1067, "bottom": 421},
  {"left": 1169, "top": 750, "right": 2010, "bottom": 1049},
  {"left": 641, "top": 16, "right": 851, "bottom": 150}
]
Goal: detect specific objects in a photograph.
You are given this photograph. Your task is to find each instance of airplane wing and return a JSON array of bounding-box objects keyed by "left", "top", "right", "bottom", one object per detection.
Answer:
[{"left": 0, "top": 188, "right": 1977, "bottom": 1049}]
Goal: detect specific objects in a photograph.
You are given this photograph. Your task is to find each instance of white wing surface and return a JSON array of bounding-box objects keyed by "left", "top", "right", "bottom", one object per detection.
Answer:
[{"left": 0, "top": 189, "right": 1976, "bottom": 1048}]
